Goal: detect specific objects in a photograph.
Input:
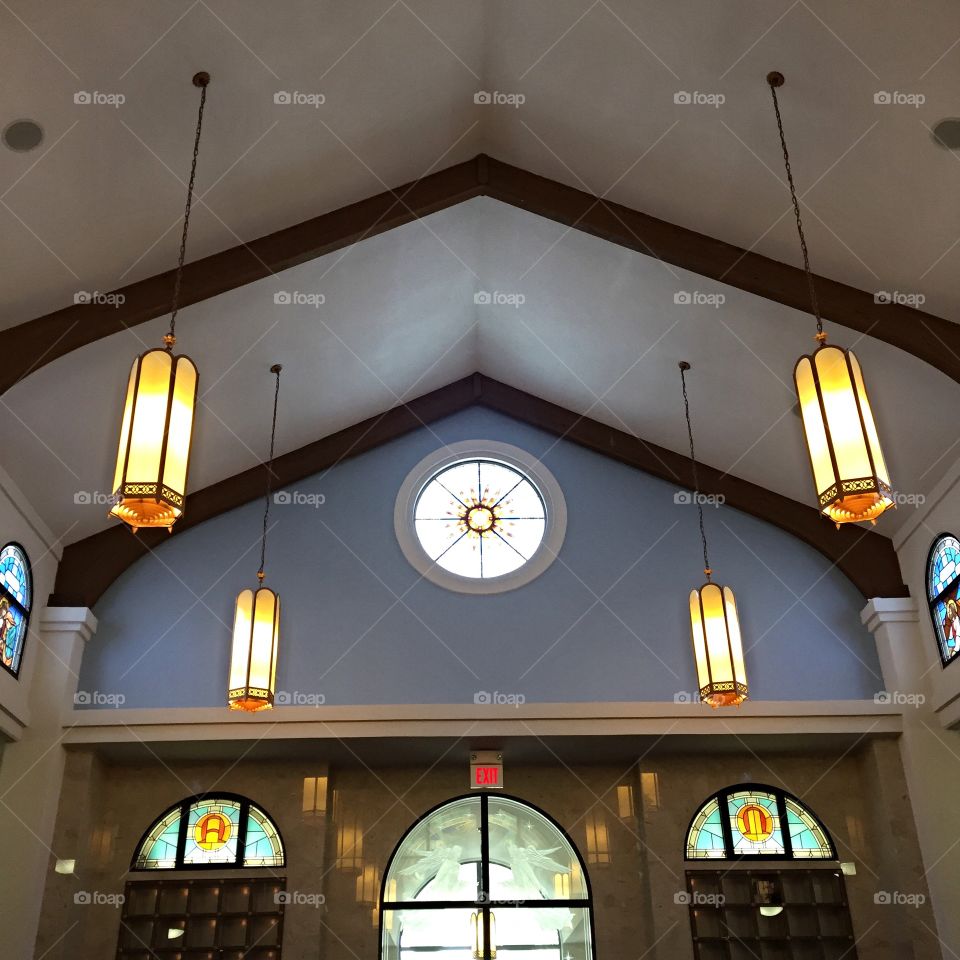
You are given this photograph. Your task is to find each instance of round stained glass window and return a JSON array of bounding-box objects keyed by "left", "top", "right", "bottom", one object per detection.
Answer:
[
  {"left": 415, "top": 460, "right": 546, "bottom": 579},
  {"left": 395, "top": 441, "right": 566, "bottom": 594}
]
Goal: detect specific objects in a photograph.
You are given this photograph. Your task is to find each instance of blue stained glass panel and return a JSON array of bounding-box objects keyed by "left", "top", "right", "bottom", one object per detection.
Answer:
[
  {"left": 0, "top": 544, "right": 30, "bottom": 607},
  {"left": 928, "top": 536, "right": 960, "bottom": 664},
  {"left": 243, "top": 804, "right": 285, "bottom": 867},
  {"left": 134, "top": 809, "right": 182, "bottom": 869},
  {"left": 928, "top": 536, "right": 960, "bottom": 600},
  {"left": 686, "top": 798, "right": 726, "bottom": 859},
  {"left": 0, "top": 603, "right": 26, "bottom": 674},
  {"left": 785, "top": 799, "right": 833, "bottom": 859},
  {"left": 727, "top": 791, "right": 785, "bottom": 856},
  {"left": 183, "top": 798, "right": 241, "bottom": 865},
  {"left": 0, "top": 544, "right": 30, "bottom": 676}
]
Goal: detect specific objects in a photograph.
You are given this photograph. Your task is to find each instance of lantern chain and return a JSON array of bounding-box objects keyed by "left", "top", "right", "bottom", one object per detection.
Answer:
[
  {"left": 679, "top": 361, "right": 711, "bottom": 580},
  {"left": 166, "top": 74, "right": 209, "bottom": 349},
  {"left": 767, "top": 73, "right": 824, "bottom": 339},
  {"left": 258, "top": 365, "right": 282, "bottom": 582}
]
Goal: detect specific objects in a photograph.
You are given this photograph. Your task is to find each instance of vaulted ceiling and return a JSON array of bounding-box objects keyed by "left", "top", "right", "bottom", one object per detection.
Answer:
[{"left": 2, "top": 0, "right": 959, "bottom": 574}]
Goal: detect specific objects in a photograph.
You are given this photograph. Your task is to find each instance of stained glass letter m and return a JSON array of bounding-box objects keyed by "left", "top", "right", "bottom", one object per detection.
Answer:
[
  {"left": 686, "top": 784, "right": 834, "bottom": 860},
  {"left": 133, "top": 794, "right": 284, "bottom": 870},
  {"left": 0, "top": 543, "right": 31, "bottom": 677},
  {"left": 927, "top": 534, "right": 960, "bottom": 667}
]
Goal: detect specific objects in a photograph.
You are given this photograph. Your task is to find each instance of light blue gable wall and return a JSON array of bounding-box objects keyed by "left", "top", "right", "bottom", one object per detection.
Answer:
[{"left": 78, "top": 407, "right": 882, "bottom": 708}]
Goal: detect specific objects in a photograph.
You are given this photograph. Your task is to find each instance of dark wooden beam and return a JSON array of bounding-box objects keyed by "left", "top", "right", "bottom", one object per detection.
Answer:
[
  {"left": 48, "top": 375, "right": 479, "bottom": 608},
  {"left": 5, "top": 155, "right": 960, "bottom": 394},
  {"left": 0, "top": 159, "right": 483, "bottom": 394},
  {"left": 475, "top": 377, "right": 907, "bottom": 600},
  {"left": 49, "top": 374, "right": 906, "bottom": 608},
  {"left": 481, "top": 157, "right": 960, "bottom": 385}
]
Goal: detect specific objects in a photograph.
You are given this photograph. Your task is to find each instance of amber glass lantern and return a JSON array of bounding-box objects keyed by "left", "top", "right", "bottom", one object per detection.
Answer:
[
  {"left": 227, "top": 364, "right": 284, "bottom": 712},
  {"left": 110, "top": 346, "right": 198, "bottom": 532},
  {"left": 690, "top": 579, "right": 748, "bottom": 708},
  {"left": 228, "top": 583, "right": 280, "bottom": 711},
  {"left": 795, "top": 340, "right": 893, "bottom": 526},
  {"left": 767, "top": 71, "right": 894, "bottom": 527},
  {"left": 109, "top": 72, "right": 210, "bottom": 534},
  {"left": 678, "top": 361, "right": 749, "bottom": 708}
]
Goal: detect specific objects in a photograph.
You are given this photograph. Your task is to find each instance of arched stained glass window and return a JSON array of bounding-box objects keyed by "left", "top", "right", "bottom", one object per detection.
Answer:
[
  {"left": 132, "top": 794, "right": 284, "bottom": 870},
  {"left": 927, "top": 534, "right": 960, "bottom": 666},
  {"left": 685, "top": 784, "right": 834, "bottom": 861},
  {"left": 0, "top": 542, "right": 32, "bottom": 677},
  {"left": 380, "top": 793, "right": 595, "bottom": 959}
]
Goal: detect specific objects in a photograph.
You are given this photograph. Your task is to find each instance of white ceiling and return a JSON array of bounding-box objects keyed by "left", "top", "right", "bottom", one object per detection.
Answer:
[
  {"left": 1, "top": 198, "right": 956, "bottom": 543},
  {"left": 2, "top": 0, "right": 960, "bottom": 328},
  {"left": 1, "top": 1, "right": 959, "bottom": 546}
]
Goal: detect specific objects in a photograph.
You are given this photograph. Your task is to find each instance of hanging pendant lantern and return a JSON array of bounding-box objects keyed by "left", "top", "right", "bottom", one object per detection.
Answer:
[
  {"left": 109, "top": 72, "right": 210, "bottom": 533},
  {"left": 678, "top": 362, "right": 748, "bottom": 708},
  {"left": 767, "top": 71, "right": 895, "bottom": 527},
  {"left": 229, "top": 365, "right": 284, "bottom": 712},
  {"left": 228, "top": 583, "right": 280, "bottom": 711},
  {"left": 690, "top": 579, "right": 748, "bottom": 708},
  {"left": 794, "top": 339, "right": 893, "bottom": 525}
]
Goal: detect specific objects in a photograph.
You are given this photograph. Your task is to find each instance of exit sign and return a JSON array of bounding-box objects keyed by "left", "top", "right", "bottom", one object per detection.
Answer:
[{"left": 470, "top": 751, "right": 504, "bottom": 790}]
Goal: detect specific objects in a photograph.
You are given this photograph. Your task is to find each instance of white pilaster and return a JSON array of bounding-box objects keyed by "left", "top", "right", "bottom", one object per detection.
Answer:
[{"left": 0, "top": 606, "right": 96, "bottom": 959}]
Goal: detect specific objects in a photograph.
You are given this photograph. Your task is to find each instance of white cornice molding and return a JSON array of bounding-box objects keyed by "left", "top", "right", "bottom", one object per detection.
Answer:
[
  {"left": 39, "top": 606, "right": 97, "bottom": 642},
  {"left": 861, "top": 597, "right": 919, "bottom": 632},
  {"left": 62, "top": 699, "right": 903, "bottom": 745}
]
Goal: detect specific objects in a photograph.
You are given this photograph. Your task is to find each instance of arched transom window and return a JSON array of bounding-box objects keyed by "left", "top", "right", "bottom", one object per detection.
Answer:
[
  {"left": 132, "top": 794, "right": 284, "bottom": 870},
  {"left": 0, "top": 542, "right": 31, "bottom": 677},
  {"left": 686, "top": 784, "right": 835, "bottom": 860},
  {"left": 380, "top": 794, "right": 594, "bottom": 959},
  {"left": 927, "top": 534, "right": 960, "bottom": 666}
]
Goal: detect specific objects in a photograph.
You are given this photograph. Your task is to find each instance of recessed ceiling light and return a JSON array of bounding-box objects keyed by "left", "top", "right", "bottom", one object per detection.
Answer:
[
  {"left": 3, "top": 119, "right": 44, "bottom": 152},
  {"left": 933, "top": 118, "right": 960, "bottom": 149}
]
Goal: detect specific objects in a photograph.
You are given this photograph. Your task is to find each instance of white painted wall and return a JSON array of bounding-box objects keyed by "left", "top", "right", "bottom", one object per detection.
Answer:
[{"left": 884, "top": 458, "right": 960, "bottom": 956}]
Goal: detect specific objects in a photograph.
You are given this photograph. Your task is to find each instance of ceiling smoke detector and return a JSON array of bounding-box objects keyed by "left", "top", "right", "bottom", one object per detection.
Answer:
[
  {"left": 3, "top": 119, "right": 44, "bottom": 152},
  {"left": 933, "top": 118, "right": 960, "bottom": 149}
]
